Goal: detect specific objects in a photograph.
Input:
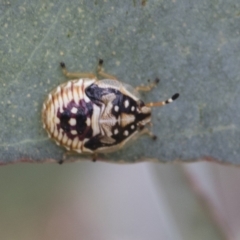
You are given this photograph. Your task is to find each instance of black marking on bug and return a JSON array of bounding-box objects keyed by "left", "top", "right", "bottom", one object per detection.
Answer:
[
  {"left": 86, "top": 83, "right": 151, "bottom": 122},
  {"left": 112, "top": 94, "right": 136, "bottom": 114},
  {"left": 57, "top": 99, "right": 93, "bottom": 140},
  {"left": 58, "top": 108, "right": 71, "bottom": 132},
  {"left": 85, "top": 83, "right": 119, "bottom": 106},
  {"left": 84, "top": 101, "right": 146, "bottom": 151},
  {"left": 84, "top": 120, "right": 138, "bottom": 151}
]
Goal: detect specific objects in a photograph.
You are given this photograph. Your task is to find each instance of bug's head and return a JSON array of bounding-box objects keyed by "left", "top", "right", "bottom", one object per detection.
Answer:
[
  {"left": 135, "top": 100, "right": 152, "bottom": 127},
  {"left": 136, "top": 93, "right": 180, "bottom": 127}
]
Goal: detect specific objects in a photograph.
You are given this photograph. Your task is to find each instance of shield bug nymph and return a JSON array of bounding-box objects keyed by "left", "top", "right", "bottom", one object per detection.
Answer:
[{"left": 42, "top": 60, "right": 179, "bottom": 161}]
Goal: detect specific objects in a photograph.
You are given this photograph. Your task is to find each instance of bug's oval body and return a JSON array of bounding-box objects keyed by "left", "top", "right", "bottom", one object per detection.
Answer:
[{"left": 42, "top": 78, "right": 152, "bottom": 154}]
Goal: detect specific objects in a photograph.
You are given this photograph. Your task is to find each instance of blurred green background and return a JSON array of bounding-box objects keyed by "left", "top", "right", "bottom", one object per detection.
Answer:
[{"left": 0, "top": 162, "right": 228, "bottom": 240}]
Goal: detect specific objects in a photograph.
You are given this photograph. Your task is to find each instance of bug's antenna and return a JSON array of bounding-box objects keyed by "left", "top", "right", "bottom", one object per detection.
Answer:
[{"left": 145, "top": 93, "right": 179, "bottom": 107}]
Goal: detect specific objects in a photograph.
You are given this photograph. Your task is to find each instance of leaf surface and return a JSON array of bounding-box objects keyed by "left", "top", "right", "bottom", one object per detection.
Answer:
[{"left": 0, "top": 0, "right": 239, "bottom": 164}]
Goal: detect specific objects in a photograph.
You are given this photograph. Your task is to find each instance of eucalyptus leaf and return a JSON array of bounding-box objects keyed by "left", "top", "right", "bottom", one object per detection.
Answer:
[{"left": 0, "top": 0, "right": 239, "bottom": 164}]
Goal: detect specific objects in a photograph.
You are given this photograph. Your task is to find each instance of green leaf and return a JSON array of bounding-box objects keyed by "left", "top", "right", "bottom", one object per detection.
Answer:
[{"left": 0, "top": 0, "right": 239, "bottom": 164}]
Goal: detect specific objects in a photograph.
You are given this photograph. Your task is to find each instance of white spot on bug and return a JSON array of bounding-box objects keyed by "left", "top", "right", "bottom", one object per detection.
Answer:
[
  {"left": 114, "top": 129, "right": 119, "bottom": 135},
  {"left": 114, "top": 105, "right": 119, "bottom": 112},
  {"left": 124, "top": 100, "right": 129, "bottom": 108},
  {"left": 71, "top": 130, "right": 77, "bottom": 135},
  {"left": 123, "top": 130, "right": 129, "bottom": 136},
  {"left": 131, "top": 106, "right": 135, "bottom": 111},
  {"left": 131, "top": 125, "right": 135, "bottom": 130},
  {"left": 168, "top": 98, "right": 173, "bottom": 103},
  {"left": 69, "top": 118, "right": 76, "bottom": 126},
  {"left": 71, "top": 107, "right": 78, "bottom": 114}
]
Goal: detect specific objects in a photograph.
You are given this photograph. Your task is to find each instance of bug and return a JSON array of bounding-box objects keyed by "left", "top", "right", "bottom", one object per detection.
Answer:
[{"left": 42, "top": 60, "right": 179, "bottom": 161}]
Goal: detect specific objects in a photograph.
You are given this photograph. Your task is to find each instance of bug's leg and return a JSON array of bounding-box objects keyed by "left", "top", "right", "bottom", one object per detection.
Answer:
[
  {"left": 135, "top": 78, "right": 160, "bottom": 92},
  {"left": 58, "top": 159, "right": 64, "bottom": 165},
  {"left": 97, "top": 59, "right": 117, "bottom": 80},
  {"left": 92, "top": 153, "right": 98, "bottom": 162},
  {"left": 138, "top": 126, "right": 157, "bottom": 140},
  {"left": 145, "top": 130, "right": 157, "bottom": 140},
  {"left": 59, "top": 150, "right": 74, "bottom": 164},
  {"left": 60, "top": 62, "right": 96, "bottom": 79},
  {"left": 145, "top": 93, "right": 179, "bottom": 107}
]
